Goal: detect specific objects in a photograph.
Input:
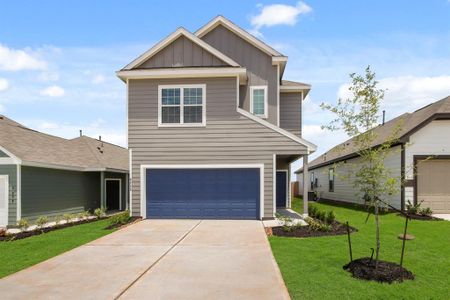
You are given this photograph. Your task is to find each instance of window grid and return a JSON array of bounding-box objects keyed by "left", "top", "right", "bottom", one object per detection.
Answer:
[
  {"left": 160, "top": 86, "right": 204, "bottom": 126},
  {"left": 251, "top": 86, "right": 267, "bottom": 118}
]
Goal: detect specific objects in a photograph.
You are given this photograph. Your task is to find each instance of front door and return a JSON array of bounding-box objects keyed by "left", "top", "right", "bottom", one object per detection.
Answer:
[
  {"left": 0, "top": 175, "right": 8, "bottom": 227},
  {"left": 106, "top": 180, "right": 120, "bottom": 211},
  {"left": 276, "top": 171, "right": 287, "bottom": 208}
]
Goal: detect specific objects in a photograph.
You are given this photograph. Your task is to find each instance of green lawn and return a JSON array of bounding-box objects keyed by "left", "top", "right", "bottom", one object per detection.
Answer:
[
  {"left": 0, "top": 219, "right": 116, "bottom": 278},
  {"left": 270, "top": 198, "right": 450, "bottom": 299}
]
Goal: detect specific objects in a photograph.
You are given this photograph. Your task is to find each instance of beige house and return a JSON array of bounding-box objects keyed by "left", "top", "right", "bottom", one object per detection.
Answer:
[
  {"left": 296, "top": 96, "right": 450, "bottom": 213},
  {"left": 117, "top": 16, "right": 316, "bottom": 220}
]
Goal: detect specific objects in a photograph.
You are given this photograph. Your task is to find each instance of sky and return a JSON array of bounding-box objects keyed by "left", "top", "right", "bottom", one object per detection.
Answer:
[{"left": 1, "top": 0, "right": 450, "bottom": 174}]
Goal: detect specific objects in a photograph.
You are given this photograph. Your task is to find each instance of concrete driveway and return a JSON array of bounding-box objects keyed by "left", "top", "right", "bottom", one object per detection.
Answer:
[{"left": 0, "top": 220, "right": 290, "bottom": 300}]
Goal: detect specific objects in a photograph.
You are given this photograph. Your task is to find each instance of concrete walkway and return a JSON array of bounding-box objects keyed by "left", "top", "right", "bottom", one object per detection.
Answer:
[{"left": 0, "top": 220, "right": 290, "bottom": 300}]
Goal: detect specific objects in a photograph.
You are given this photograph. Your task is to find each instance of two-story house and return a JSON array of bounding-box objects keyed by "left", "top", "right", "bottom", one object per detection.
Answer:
[{"left": 117, "top": 16, "right": 316, "bottom": 220}]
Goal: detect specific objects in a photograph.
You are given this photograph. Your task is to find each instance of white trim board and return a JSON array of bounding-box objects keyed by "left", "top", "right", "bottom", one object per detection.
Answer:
[
  {"left": 195, "top": 16, "right": 283, "bottom": 58},
  {"left": 0, "top": 146, "right": 21, "bottom": 164},
  {"left": 0, "top": 175, "right": 8, "bottom": 227},
  {"left": 105, "top": 178, "right": 122, "bottom": 211},
  {"left": 276, "top": 169, "right": 289, "bottom": 209},
  {"left": 250, "top": 85, "right": 268, "bottom": 119},
  {"left": 140, "top": 164, "right": 265, "bottom": 220},
  {"left": 122, "top": 27, "right": 240, "bottom": 70},
  {"left": 116, "top": 67, "right": 247, "bottom": 82},
  {"left": 236, "top": 108, "right": 317, "bottom": 152},
  {"left": 158, "top": 84, "right": 206, "bottom": 127}
]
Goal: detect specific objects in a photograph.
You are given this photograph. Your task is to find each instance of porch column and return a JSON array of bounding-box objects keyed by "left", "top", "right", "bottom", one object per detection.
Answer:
[
  {"left": 302, "top": 154, "right": 309, "bottom": 217},
  {"left": 125, "top": 173, "right": 129, "bottom": 210},
  {"left": 100, "top": 171, "right": 105, "bottom": 209}
]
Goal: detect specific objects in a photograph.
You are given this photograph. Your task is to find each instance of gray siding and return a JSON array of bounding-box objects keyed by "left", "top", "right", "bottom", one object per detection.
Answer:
[
  {"left": 201, "top": 25, "right": 279, "bottom": 126},
  {"left": 139, "top": 36, "right": 228, "bottom": 69},
  {"left": 0, "top": 150, "right": 9, "bottom": 157},
  {"left": 104, "top": 172, "right": 127, "bottom": 210},
  {"left": 299, "top": 146, "right": 402, "bottom": 209},
  {"left": 0, "top": 165, "right": 17, "bottom": 225},
  {"left": 280, "top": 92, "right": 301, "bottom": 137},
  {"left": 21, "top": 166, "right": 101, "bottom": 222},
  {"left": 128, "top": 77, "right": 307, "bottom": 218}
]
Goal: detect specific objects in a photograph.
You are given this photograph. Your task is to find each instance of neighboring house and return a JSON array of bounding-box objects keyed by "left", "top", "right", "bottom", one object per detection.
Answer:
[
  {"left": 0, "top": 115, "right": 129, "bottom": 227},
  {"left": 295, "top": 96, "right": 450, "bottom": 213},
  {"left": 117, "top": 16, "right": 316, "bottom": 220}
]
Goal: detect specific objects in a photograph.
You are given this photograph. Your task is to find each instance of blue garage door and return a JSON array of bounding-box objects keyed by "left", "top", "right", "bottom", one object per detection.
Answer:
[{"left": 146, "top": 168, "right": 260, "bottom": 219}]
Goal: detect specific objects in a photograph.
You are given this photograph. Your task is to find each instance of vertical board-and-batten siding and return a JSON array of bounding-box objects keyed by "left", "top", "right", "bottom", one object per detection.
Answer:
[
  {"left": 298, "top": 145, "right": 402, "bottom": 209},
  {"left": 280, "top": 92, "right": 302, "bottom": 137},
  {"left": 404, "top": 120, "right": 450, "bottom": 205},
  {"left": 128, "top": 77, "right": 308, "bottom": 218},
  {"left": 21, "top": 166, "right": 101, "bottom": 221},
  {"left": 0, "top": 165, "right": 17, "bottom": 225},
  {"left": 139, "top": 36, "right": 228, "bottom": 69},
  {"left": 200, "top": 25, "right": 279, "bottom": 127}
]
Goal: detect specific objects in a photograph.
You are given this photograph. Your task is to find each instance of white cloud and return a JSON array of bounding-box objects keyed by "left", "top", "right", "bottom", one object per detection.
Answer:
[
  {"left": 37, "top": 71, "right": 60, "bottom": 82},
  {"left": 337, "top": 75, "right": 450, "bottom": 120},
  {"left": 250, "top": 1, "right": 312, "bottom": 35},
  {"left": 92, "top": 74, "right": 106, "bottom": 84},
  {"left": 40, "top": 85, "right": 65, "bottom": 97},
  {"left": 0, "top": 78, "right": 9, "bottom": 91},
  {"left": 0, "top": 44, "right": 47, "bottom": 71}
]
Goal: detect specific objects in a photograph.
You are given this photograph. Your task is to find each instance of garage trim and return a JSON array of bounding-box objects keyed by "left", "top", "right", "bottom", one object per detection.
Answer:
[
  {"left": 140, "top": 164, "right": 264, "bottom": 219},
  {"left": 413, "top": 155, "right": 450, "bottom": 206}
]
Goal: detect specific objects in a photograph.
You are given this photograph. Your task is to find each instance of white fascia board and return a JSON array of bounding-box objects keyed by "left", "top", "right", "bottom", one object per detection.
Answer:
[
  {"left": 122, "top": 27, "right": 240, "bottom": 70},
  {"left": 195, "top": 16, "right": 284, "bottom": 58},
  {"left": 116, "top": 67, "right": 247, "bottom": 82},
  {"left": 237, "top": 108, "right": 317, "bottom": 153},
  {"left": 0, "top": 145, "right": 21, "bottom": 164},
  {"left": 21, "top": 161, "right": 128, "bottom": 173}
]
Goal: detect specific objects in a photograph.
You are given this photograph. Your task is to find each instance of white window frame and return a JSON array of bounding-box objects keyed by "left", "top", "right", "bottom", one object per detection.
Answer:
[
  {"left": 158, "top": 84, "right": 206, "bottom": 127},
  {"left": 250, "top": 85, "right": 268, "bottom": 119}
]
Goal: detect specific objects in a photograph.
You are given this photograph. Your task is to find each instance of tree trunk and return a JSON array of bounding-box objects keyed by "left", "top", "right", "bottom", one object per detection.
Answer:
[{"left": 374, "top": 200, "right": 380, "bottom": 270}]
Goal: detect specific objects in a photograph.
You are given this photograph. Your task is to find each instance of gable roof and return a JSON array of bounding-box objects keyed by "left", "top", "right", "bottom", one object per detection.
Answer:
[
  {"left": 295, "top": 95, "right": 450, "bottom": 173},
  {"left": 196, "top": 16, "right": 284, "bottom": 57},
  {"left": 281, "top": 80, "right": 311, "bottom": 96},
  {"left": 122, "top": 27, "right": 240, "bottom": 70},
  {"left": 0, "top": 116, "right": 128, "bottom": 171}
]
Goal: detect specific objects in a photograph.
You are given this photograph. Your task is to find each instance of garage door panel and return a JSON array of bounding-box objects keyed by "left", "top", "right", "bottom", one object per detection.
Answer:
[
  {"left": 146, "top": 168, "right": 260, "bottom": 219},
  {"left": 417, "top": 159, "right": 450, "bottom": 214}
]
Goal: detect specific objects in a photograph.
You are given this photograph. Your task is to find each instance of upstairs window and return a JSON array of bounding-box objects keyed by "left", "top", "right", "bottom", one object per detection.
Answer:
[
  {"left": 250, "top": 86, "right": 268, "bottom": 118},
  {"left": 159, "top": 85, "right": 206, "bottom": 126}
]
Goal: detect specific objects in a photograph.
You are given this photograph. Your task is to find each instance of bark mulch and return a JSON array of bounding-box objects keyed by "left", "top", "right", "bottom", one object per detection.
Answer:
[
  {"left": 399, "top": 213, "right": 442, "bottom": 221},
  {"left": 343, "top": 257, "right": 415, "bottom": 283},
  {"left": 270, "top": 221, "right": 357, "bottom": 238}
]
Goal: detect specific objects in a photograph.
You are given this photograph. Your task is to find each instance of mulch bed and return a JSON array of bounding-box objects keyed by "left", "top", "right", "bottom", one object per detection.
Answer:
[
  {"left": 270, "top": 221, "right": 357, "bottom": 238},
  {"left": 398, "top": 213, "right": 442, "bottom": 221},
  {"left": 0, "top": 217, "right": 106, "bottom": 242},
  {"left": 343, "top": 257, "right": 414, "bottom": 283},
  {"left": 104, "top": 217, "right": 142, "bottom": 230}
]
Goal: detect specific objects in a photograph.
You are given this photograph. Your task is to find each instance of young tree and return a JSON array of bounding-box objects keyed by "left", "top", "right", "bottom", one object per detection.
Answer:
[{"left": 321, "top": 66, "right": 401, "bottom": 268}]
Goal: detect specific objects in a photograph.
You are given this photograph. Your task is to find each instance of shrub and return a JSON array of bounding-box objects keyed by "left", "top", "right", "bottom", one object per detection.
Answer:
[
  {"left": 54, "top": 215, "right": 63, "bottom": 225},
  {"left": 63, "top": 213, "right": 73, "bottom": 224},
  {"left": 308, "top": 205, "right": 317, "bottom": 218},
  {"left": 419, "top": 207, "right": 433, "bottom": 216},
  {"left": 406, "top": 200, "right": 422, "bottom": 215},
  {"left": 108, "top": 211, "right": 131, "bottom": 227},
  {"left": 306, "top": 217, "right": 332, "bottom": 232},
  {"left": 94, "top": 207, "right": 106, "bottom": 218},
  {"left": 17, "top": 218, "right": 29, "bottom": 232},
  {"left": 326, "top": 211, "right": 336, "bottom": 224},
  {"left": 81, "top": 210, "right": 91, "bottom": 220},
  {"left": 36, "top": 216, "right": 49, "bottom": 229},
  {"left": 316, "top": 210, "right": 326, "bottom": 222}
]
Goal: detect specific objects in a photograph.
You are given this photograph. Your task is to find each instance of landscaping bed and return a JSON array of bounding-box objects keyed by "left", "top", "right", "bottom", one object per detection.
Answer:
[
  {"left": 343, "top": 257, "right": 414, "bottom": 283},
  {"left": 271, "top": 221, "right": 357, "bottom": 238},
  {"left": 0, "top": 217, "right": 101, "bottom": 242},
  {"left": 398, "top": 213, "right": 442, "bottom": 221}
]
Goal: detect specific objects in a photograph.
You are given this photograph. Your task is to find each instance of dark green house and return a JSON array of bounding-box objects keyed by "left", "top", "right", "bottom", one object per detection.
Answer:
[{"left": 0, "top": 115, "right": 129, "bottom": 227}]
